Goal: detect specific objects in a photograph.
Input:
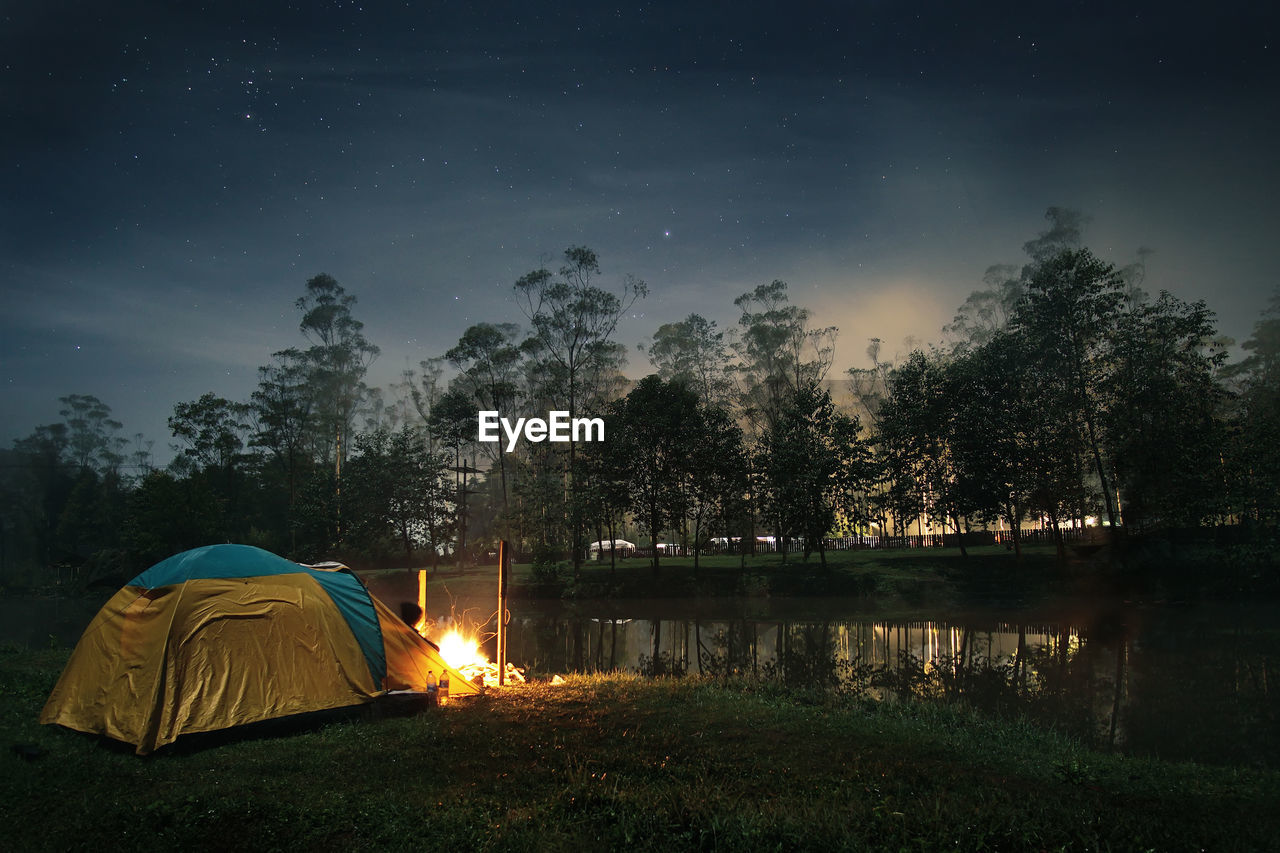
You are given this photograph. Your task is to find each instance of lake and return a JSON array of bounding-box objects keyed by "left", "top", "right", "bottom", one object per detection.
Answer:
[{"left": 12, "top": 575, "right": 1278, "bottom": 769}]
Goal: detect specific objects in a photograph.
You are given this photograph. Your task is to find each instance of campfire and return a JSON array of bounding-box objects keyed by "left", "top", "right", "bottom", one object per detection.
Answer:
[
  {"left": 432, "top": 627, "right": 526, "bottom": 688},
  {"left": 412, "top": 568, "right": 525, "bottom": 689}
]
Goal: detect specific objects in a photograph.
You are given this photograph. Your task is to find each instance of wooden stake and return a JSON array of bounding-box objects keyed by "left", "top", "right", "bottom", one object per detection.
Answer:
[{"left": 497, "top": 540, "right": 509, "bottom": 686}]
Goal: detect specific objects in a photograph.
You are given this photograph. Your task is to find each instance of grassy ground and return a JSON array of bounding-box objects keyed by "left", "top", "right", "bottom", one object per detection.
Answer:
[
  {"left": 5, "top": 646, "right": 1277, "bottom": 852},
  {"left": 368, "top": 544, "right": 1075, "bottom": 609}
]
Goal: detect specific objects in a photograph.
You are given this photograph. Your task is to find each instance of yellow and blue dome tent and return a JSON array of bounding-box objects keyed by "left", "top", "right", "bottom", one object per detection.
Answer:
[{"left": 40, "top": 544, "right": 476, "bottom": 754}]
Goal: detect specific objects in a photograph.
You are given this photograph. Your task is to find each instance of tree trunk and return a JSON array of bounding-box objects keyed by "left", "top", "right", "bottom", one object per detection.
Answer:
[
  {"left": 650, "top": 499, "right": 661, "bottom": 576},
  {"left": 1008, "top": 499, "right": 1023, "bottom": 562},
  {"left": 951, "top": 511, "right": 968, "bottom": 558},
  {"left": 1048, "top": 506, "right": 1066, "bottom": 562},
  {"left": 692, "top": 513, "right": 702, "bottom": 575},
  {"left": 607, "top": 515, "right": 617, "bottom": 576}
]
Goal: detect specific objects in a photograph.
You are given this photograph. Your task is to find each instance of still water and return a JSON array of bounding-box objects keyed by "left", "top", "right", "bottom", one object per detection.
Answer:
[
  {"left": 365, "top": 570, "right": 1279, "bottom": 770},
  {"left": 10, "top": 579, "right": 1277, "bottom": 769}
]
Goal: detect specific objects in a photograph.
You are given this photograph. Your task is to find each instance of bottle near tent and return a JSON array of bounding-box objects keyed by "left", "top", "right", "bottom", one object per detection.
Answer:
[
  {"left": 439, "top": 671, "right": 450, "bottom": 706},
  {"left": 426, "top": 671, "right": 438, "bottom": 706}
]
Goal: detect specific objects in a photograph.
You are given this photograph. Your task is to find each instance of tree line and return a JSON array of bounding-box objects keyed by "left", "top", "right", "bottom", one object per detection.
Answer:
[{"left": 1, "top": 209, "right": 1276, "bottom": 588}]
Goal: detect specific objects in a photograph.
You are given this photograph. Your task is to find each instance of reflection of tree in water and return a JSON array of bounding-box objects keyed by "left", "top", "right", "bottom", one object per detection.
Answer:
[
  {"left": 697, "top": 619, "right": 759, "bottom": 678},
  {"left": 1121, "top": 617, "right": 1279, "bottom": 767},
  {"left": 775, "top": 622, "right": 843, "bottom": 689},
  {"left": 505, "top": 610, "right": 1279, "bottom": 768}
]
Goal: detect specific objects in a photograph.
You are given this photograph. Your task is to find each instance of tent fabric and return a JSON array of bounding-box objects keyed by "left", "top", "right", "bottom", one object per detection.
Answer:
[{"left": 41, "top": 544, "right": 476, "bottom": 754}]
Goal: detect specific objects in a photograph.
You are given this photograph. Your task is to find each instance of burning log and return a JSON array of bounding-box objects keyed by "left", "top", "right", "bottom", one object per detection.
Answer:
[
  {"left": 454, "top": 660, "right": 527, "bottom": 688},
  {"left": 417, "top": 622, "right": 526, "bottom": 689}
]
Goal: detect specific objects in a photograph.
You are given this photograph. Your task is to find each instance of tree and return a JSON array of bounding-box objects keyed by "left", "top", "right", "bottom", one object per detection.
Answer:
[
  {"left": 295, "top": 273, "right": 380, "bottom": 479},
  {"left": 876, "top": 351, "right": 982, "bottom": 553},
  {"left": 761, "top": 382, "right": 868, "bottom": 570},
  {"left": 169, "top": 393, "right": 252, "bottom": 474},
  {"left": 683, "top": 404, "right": 749, "bottom": 572},
  {"left": 1102, "top": 293, "right": 1228, "bottom": 529},
  {"left": 642, "top": 313, "right": 734, "bottom": 408},
  {"left": 428, "top": 384, "right": 482, "bottom": 560},
  {"left": 513, "top": 246, "right": 646, "bottom": 572},
  {"left": 58, "top": 394, "right": 126, "bottom": 476},
  {"left": 342, "top": 427, "right": 454, "bottom": 562},
  {"left": 942, "top": 264, "right": 1023, "bottom": 351},
  {"left": 1229, "top": 288, "right": 1280, "bottom": 524},
  {"left": 578, "top": 412, "right": 633, "bottom": 574},
  {"left": 948, "top": 331, "right": 1039, "bottom": 557},
  {"left": 732, "top": 280, "right": 837, "bottom": 555},
  {"left": 607, "top": 376, "right": 697, "bottom": 575},
  {"left": 122, "top": 470, "right": 221, "bottom": 568},
  {"left": 1011, "top": 248, "right": 1127, "bottom": 529},
  {"left": 1021, "top": 206, "right": 1089, "bottom": 269},
  {"left": 5, "top": 424, "right": 73, "bottom": 574},
  {"left": 733, "top": 280, "right": 837, "bottom": 433},
  {"left": 445, "top": 322, "right": 524, "bottom": 517},
  {"left": 251, "top": 349, "right": 315, "bottom": 552}
]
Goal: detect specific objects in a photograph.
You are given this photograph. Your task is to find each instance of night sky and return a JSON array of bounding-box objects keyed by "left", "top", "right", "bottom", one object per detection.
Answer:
[{"left": 3, "top": 2, "right": 1277, "bottom": 458}]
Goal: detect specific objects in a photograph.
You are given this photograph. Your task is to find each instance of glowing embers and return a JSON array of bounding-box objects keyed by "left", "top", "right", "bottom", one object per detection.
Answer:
[{"left": 432, "top": 626, "right": 527, "bottom": 688}]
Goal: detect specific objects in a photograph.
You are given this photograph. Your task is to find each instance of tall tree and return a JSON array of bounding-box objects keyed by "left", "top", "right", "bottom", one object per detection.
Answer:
[
  {"left": 948, "top": 331, "right": 1039, "bottom": 557},
  {"left": 1011, "top": 248, "right": 1126, "bottom": 529},
  {"left": 876, "top": 350, "right": 981, "bottom": 553},
  {"left": 251, "top": 349, "right": 315, "bottom": 552},
  {"left": 608, "top": 376, "right": 697, "bottom": 575},
  {"left": 760, "top": 382, "right": 868, "bottom": 569},
  {"left": 428, "top": 384, "right": 482, "bottom": 560},
  {"left": 642, "top": 313, "right": 734, "bottom": 408},
  {"left": 342, "top": 427, "right": 454, "bottom": 562},
  {"left": 942, "top": 264, "right": 1023, "bottom": 351},
  {"left": 513, "top": 246, "right": 646, "bottom": 573},
  {"left": 1102, "top": 293, "right": 1227, "bottom": 529},
  {"left": 169, "top": 393, "right": 253, "bottom": 474},
  {"left": 295, "top": 273, "right": 380, "bottom": 479},
  {"left": 58, "top": 394, "right": 126, "bottom": 476},
  {"left": 683, "top": 404, "right": 749, "bottom": 572},
  {"left": 1228, "top": 288, "right": 1280, "bottom": 524},
  {"left": 168, "top": 392, "right": 257, "bottom": 545},
  {"left": 446, "top": 322, "right": 524, "bottom": 517},
  {"left": 733, "top": 280, "right": 837, "bottom": 432}
]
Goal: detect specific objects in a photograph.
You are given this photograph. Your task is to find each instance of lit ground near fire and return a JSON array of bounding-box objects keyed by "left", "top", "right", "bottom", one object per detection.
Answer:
[{"left": 3, "top": 649, "right": 1278, "bottom": 851}]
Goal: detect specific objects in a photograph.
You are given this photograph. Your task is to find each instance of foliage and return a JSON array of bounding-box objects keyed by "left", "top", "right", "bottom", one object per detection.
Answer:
[
  {"left": 761, "top": 382, "right": 870, "bottom": 567},
  {"left": 1102, "top": 293, "right": 1228, "bottom": 528},
  {"left": 732, "top": 280, "right": 837, "bottom": 434},
  {"left": 513, "top": 246, "right": 646, "bottom": 572},
  {"left": 642, "top": 313, "right": 735, "bottom": 408},
  {"left": 341, "top": 427, "right": 454, "bottom": 562},
  {"left": 1226, "top": 287, "right": 1280, "bottom": 524},
  {"left": 5, "top": 215, "right": 1278, "bottom": 586},
  {"left": 168, "top": 393, "right": 252, "bottom": 473},
  {"left": 295, "top": 273, "right": 380, "bottom": 472},
  {"left": 605, "top": 376, "right": 700, "bottom": 573}
]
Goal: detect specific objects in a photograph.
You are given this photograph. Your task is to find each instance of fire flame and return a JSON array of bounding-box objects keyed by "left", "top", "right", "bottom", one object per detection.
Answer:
[
  {"left": 413, "top": 569, "right": 526, "bottom": 688},
  {"left": 419, "top": 624, "right": 526, "bottom": 689},
  {"left": 437, "top": 629, "right": 487, "bottom": 670}
]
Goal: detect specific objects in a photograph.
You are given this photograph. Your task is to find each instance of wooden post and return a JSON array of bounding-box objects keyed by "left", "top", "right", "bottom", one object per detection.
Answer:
[{"left": 497, "top": 540, "right": 509, "bottom": 686}]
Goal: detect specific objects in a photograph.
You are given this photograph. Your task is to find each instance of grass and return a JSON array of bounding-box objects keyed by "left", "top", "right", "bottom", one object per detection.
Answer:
[
  {"left": 366, "top": 544, "right": 1074, "bottom": 609},
  {"left": 5, "top": 645, "right": 1278, "bottom": 851}
]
